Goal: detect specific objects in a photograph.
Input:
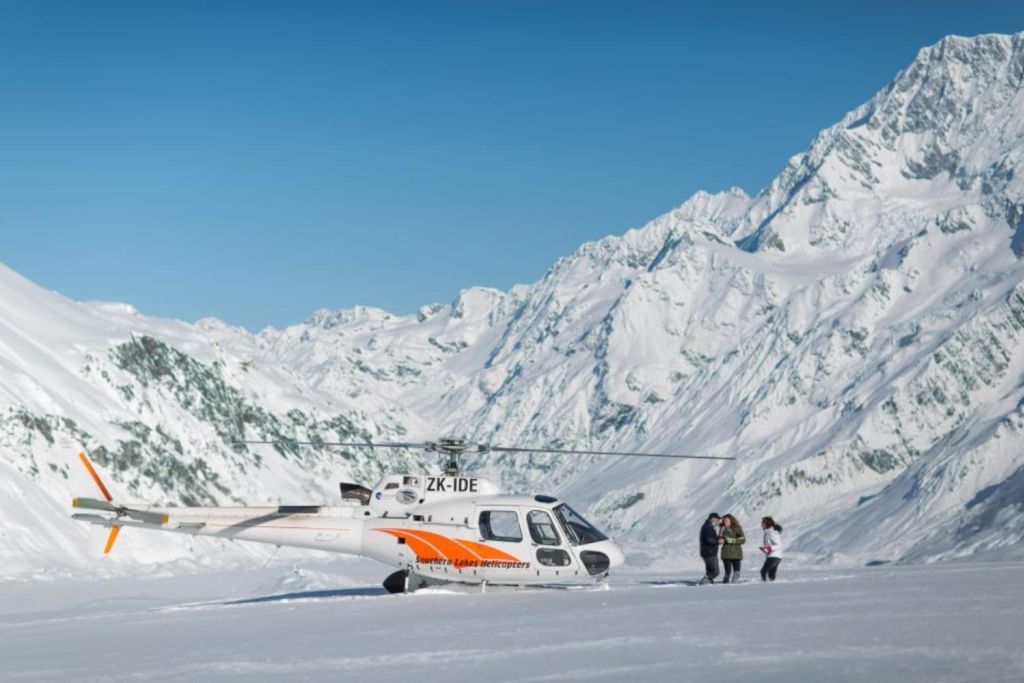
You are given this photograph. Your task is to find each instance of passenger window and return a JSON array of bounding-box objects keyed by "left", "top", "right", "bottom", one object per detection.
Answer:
[
  {"left": 527, "top": 510, "right": 561, "bottom": 546},
  {"left": 537, "top": 548, "right": 571, "bottom": 567},
  {"left": 479, "top": 511, "right": 523, "bottom": 542}
]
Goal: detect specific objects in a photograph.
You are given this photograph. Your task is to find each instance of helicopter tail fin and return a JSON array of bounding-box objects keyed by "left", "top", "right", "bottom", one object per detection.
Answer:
[
  {"left": 82, "top": 524, "right": 121, "bottom": 556},
  {"left": 78, "top": 451, "right": 114, "bottom": 502}
]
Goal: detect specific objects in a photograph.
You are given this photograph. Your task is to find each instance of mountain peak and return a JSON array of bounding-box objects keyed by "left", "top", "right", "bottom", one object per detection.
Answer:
[
  {"left": 736, "top": 31, "right": 1024, "bottom": 254},
  {"left": 674, "top": 187, "right": 751, "bottom": 226},
  {"left": 913, "top": 31, "right": 1019, "bottom": 65},
  {"left": 305, "top": 305, "right": 396, "bottom": 331}
]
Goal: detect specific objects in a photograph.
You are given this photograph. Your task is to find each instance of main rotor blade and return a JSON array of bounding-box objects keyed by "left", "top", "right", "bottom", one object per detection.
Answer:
[
  {"left": 235, "top": 440, "right": 429, "bottom": 449},
  {"left": 235, "top": 440, "right": 733, "bottom": 461},
  {"left": 485, "top": 446, "right": 734, "bottom": 461}
]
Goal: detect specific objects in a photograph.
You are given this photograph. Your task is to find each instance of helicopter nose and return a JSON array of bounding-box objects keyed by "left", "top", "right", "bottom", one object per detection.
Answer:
[
  {"left": 579, "top": 540, "right": 625, "bottom": 576},
  {"left": 605, "top": 541, "right": 625, "bottom": 570}
]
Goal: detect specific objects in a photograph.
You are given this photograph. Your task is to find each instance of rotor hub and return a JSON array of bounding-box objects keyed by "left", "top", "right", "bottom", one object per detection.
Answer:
[{"left": 423, "top": 437, "right": 491, "bottom": 475}]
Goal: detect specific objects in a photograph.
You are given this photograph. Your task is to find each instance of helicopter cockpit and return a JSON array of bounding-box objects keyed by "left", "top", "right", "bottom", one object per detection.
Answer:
[{"left": 553, "top": 502, "right": 608, "bottom": 545}]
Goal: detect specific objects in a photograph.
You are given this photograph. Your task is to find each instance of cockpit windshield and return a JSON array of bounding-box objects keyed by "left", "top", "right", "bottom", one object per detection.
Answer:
[{"left": 553, "top": 504, "right": 608, "bottom": 545}]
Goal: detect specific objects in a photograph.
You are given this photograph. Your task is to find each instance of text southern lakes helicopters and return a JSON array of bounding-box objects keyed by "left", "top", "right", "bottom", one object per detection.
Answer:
[{"left": 71, "top": 437, "right": 733, "bottom": 592}]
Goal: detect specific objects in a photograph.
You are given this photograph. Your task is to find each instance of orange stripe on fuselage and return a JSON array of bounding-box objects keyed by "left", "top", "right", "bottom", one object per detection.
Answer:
[
  {"left": 80, "top": 452, "right": 113, "bottom": 502},
  {"left": 401, "top": 530, "right": 483, "bottom": 563},
  {"left": 455, "top": 538, "right": 520, "bottom": 562},
  {"left": 375, "top": 528, "right": 521, "bottom": 564},
  {"left": 376, "top": 529, "right": 444, "bottom": 562}
]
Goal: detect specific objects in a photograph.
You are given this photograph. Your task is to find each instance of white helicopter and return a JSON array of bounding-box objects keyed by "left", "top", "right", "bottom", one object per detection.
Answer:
[{"left": 71, "top": 437, "right": 733, "bottom": 592}]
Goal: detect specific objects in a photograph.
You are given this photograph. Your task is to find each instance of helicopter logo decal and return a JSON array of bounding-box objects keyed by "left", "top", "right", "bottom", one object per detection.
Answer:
[
  {"left": 395, "top": 489, "right": 418, "bottom": 504},
  {"left": 376, "top": 528, "right": 531, "bottom": 569}
]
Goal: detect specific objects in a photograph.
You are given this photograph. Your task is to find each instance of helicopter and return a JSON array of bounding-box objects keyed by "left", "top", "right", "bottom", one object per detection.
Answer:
[{"left": 70, "top": 437, "right": 733, "bottom": 593}]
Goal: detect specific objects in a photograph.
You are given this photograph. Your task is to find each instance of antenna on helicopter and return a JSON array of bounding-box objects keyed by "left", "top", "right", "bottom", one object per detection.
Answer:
[{"left": 236, "top": 436, "right": 735, "bottom": 476}]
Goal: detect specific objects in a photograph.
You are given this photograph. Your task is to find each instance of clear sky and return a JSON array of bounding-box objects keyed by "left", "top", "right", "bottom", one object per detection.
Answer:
[{"left": 2, "top": 1, "right": 1022, "bottom": 330}]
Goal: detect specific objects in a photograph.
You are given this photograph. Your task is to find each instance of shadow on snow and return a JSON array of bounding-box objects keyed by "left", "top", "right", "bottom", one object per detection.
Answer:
[{"left": 224, "top": 586, "right": 389, "bottom": 605}]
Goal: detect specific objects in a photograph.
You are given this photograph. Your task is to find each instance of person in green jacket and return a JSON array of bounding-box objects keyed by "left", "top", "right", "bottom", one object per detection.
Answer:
[{"left": 718, "top": 514, "right": 745, "bottom": 583}]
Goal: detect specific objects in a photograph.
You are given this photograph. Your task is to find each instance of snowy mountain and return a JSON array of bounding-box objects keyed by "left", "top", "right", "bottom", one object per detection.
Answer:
[
  {"left": 3, "top": 32, "right": 1024, "bottom": 578},
  {"left": 0, "top": 264, "right": 436, "bottom": 576}
]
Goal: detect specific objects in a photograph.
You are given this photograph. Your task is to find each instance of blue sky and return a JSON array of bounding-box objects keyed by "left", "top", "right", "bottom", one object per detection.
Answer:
[{"left": 2, "top": 1, "right": 1022, "bottom": 330}]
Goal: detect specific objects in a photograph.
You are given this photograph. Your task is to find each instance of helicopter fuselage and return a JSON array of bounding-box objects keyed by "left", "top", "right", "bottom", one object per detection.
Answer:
[{"left": 72, "top": 471, "right": 625, "bottom": 588}]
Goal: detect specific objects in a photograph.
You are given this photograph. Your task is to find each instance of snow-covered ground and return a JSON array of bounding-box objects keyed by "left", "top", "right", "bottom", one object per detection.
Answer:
[{"left": 3, "top": 559, "right": 1023, "bottom": 682}]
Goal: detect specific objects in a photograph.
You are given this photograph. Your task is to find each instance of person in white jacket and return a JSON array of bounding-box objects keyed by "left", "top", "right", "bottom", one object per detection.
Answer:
[{"left": 759, "top": 516, "right": 783, "bottom": 582}]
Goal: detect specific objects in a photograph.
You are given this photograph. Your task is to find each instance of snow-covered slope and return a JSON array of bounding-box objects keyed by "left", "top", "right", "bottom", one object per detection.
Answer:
[
  {"left": 0, "top": 263, "right": 434, "bottom": 576},
  {"left": 3, "top": 32, "right": 1024, "bottom": 578}
]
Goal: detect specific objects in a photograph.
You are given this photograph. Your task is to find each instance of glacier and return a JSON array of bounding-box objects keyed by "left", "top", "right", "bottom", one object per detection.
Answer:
[{"left": 3, "top": 32, "right": 1024, "bottom": 579}]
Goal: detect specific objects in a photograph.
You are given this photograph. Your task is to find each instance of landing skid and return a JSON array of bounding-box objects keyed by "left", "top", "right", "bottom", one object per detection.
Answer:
[
  {"left": 382, "top": 570, "right": 479, "bottom": 594},
  {"left": 382, "top": 570, "right": 610, "bottom": 594}
]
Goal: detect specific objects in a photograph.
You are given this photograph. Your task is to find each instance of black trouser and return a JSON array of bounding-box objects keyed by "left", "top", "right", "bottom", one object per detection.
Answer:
[
  {"left": 760, "top": 557, "right": 781, "bottom": 581},
  {"left": 702, "top": 555, "right": 720, "bottom": 582},
  {"left": 723, "top": 558, "right": 741, "bottom": 582}
]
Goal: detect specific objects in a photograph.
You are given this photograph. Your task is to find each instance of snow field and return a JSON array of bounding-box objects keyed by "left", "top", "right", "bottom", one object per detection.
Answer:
[{"left": 1, "top": 560, "right": 1022, "bottom": 682}]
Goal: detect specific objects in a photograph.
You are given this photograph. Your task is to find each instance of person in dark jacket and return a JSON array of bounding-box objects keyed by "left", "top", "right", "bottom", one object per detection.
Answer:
[
  {"left": 698, "top": 513, "right": 722, "bottom": 585},
  {"left": 719, "top": 514, "right": 745, "bottom": 583}
]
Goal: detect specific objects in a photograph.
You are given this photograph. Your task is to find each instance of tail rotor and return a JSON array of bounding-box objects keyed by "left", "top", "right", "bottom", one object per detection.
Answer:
[{"left": 74, "top": 452, "right": 122, "bottom": 556}]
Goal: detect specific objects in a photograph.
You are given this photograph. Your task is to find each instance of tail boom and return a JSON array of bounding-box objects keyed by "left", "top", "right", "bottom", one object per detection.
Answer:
[
  {"left": 70, "top": 451, "right": 365, "bottom": 557},
  {"left": 72, "top": 503, "right": 366, "bottom": 555}
]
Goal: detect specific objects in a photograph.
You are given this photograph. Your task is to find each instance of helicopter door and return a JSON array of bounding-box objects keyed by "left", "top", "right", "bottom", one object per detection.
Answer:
[
  {"left": 526, "top": 510, "right": 578, "bottom": 579},
  {"left": 474, "top": 508, "right": 531, "bottom": 581}
]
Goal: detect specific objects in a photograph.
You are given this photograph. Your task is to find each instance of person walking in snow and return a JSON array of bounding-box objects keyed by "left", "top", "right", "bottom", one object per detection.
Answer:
[
  {"left": 719, "top": 514, "right": 745, "bottom": 583},
  {"left": 698, "top": 513, "right": 722, "bottom": 585},
  {"left": 759, "top": 516, "right": 783, "bottom": 582}
]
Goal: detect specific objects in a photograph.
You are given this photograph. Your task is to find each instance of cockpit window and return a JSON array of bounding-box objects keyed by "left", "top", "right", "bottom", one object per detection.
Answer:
[
  {"left": 554, "top": 504, "right": 608, "bottom": 545},
  {"left": 527, "top": 510, "right": 561, "bottom": 546},
  {"left": 479, "top": 511, "right": 523, "bottom": 543}
]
